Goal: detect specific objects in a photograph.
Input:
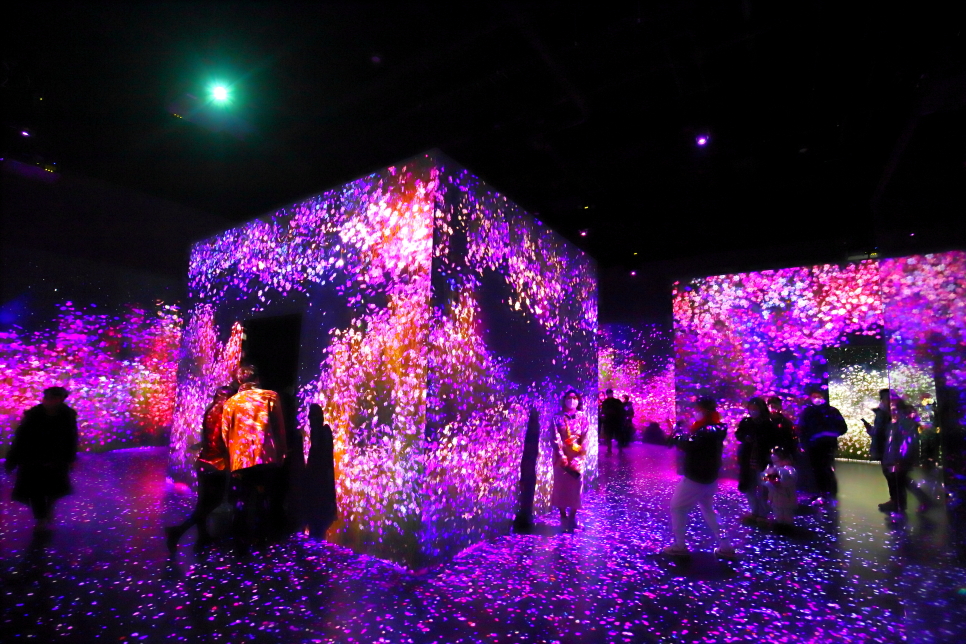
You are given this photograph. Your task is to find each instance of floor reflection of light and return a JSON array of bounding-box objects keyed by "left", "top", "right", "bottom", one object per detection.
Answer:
[{"left": 2, "top": 445, "right": 964, "bottom": 643}]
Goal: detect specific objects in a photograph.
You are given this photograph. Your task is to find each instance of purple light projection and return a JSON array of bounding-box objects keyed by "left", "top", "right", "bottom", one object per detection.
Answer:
[
  {"left": 881, "top": 253, "right": 966, "bottom": 401},
  {"left": 598, "top": 324, "right": 675, "bottom": 433},
  {"left": 170, "top": 152, "right": 597, "bottom": 567},
  {"left": 672, "top": 252, "right": 966, "bottom": 462},
  {"left": 0, "top": 302, "right": 182, "bottom": 454},
  {"left": 881, "top": 252, "right": 966, "bottom": 494}
]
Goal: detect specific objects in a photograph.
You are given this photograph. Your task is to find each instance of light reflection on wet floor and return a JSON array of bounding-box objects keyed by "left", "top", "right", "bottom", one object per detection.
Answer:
[{"left": 2, "top": 444, "right": 965, "bottom": 643}]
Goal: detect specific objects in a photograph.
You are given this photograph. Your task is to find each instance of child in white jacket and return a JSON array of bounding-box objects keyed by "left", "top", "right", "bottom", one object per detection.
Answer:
[{"left": 762, "top": 447, "right": 798, "bottom": 532}]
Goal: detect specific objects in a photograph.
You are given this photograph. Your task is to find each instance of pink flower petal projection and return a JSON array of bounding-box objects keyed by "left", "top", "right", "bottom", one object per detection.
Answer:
[
  {"left": 0, "top": 302, "right": 182, "bottom": 452},
  {"left": 666, "top": 252, "right": 965, "bottom": 460},
  {"left": 170, "top": 153, "right": 598, "bottom": 567}
]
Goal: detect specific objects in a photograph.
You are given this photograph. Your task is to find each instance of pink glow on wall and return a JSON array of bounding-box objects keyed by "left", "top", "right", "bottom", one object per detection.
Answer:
[
  {"left": 171, "top": 153, "right": 597, "bottom": 566},
  {"left": 0, "top": 302, "right": 182, "bottom": 453},
  {"left": 671, "top": 252, "right": 965, "bottom": 460}
]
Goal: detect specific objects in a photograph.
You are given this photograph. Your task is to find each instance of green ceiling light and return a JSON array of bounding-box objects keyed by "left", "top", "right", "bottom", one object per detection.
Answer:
[{"left": 211, "top": 84, "right": 230, "bottom": 103}]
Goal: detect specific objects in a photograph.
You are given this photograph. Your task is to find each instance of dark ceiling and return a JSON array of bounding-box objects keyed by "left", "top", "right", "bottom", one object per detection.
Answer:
[{"left": 4, "top": 2, "right": 965, "bottom": 269}]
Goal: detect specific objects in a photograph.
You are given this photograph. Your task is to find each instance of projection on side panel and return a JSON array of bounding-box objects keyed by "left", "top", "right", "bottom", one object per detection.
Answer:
[{"left": 169, "top": 152, "right": 597, "bottom": 567}]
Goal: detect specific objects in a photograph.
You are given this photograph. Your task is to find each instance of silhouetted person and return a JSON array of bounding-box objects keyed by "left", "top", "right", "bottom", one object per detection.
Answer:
[
  {"left": 303, "top": 404, "right": 337, "bottom": 538},
  {"left": 663, "top": 397, "right": 735, "bottom": 558},
  {"left": 221, "top": 364, "right": 287, "bottom": 550},
  {"left": 514, "top": 408, "right": 541, "bottom": 532},
  {"left": 882, "top": 397, "right": 932, "bottom": 516},
  {"left": 797, "top": 385, "right": 847, "bottom": 506},
  {"left": 642, "top": 421, "right": 666, "bottom": 445},
  {"left": 165, "top": 386, "right": 234, "bottom": 553},
  {"left": 767, "top": 396, "right": 797, "bottom": 454},
  {"left": 935, "top": 383, "right": 966, "bottom": 560},
  {"left": 600, "top": 389, "right": 623, "bottom": 455},
  {"left": 5, "top": 386, "right": 78, "bottom": 534},
  {"left": 862, "top": 388, "right": 893, "bottom": 512},
  {"left": 736, "top": 397, "right": 778, "bottom": 525},
  {"left": 917, "top": 395, "right": 942, "bottom": 503},
  {"left": 278, "top": 387, "right": 301, "bottom": 535},
  {"left": 551, "top": 390, "right": 589, "bottom": 533},
  {"left": 621, "top": 395, "right": 635, "bottom": 447}
]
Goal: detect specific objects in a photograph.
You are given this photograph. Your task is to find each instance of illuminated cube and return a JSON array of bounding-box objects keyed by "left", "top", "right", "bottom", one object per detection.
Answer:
[{"left": 170, "top": 151, "right": 598, "bottom": 567}]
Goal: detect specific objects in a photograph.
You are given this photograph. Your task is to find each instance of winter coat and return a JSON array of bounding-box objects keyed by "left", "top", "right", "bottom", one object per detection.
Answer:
[{"left": 6, "top": 404, "right": 78, "bottom": 503}]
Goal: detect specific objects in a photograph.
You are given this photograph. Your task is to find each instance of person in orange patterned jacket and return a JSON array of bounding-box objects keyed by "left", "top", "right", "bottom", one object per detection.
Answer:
[{"left": 221, "top": 364, "right": 287, "bottom": 548}]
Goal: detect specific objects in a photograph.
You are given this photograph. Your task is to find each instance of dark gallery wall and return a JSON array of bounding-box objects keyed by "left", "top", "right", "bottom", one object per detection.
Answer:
[
  {"left": 2, "top": 159, "right": 229, "bottom": 285},
  {"left": 1, "top": 160, "right": 230, "bottom": 454}
]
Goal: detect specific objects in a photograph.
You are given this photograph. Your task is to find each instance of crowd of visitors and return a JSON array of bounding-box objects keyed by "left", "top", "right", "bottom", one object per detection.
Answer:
[
  {"left": 577, "top": 385, "right": 938, "bottom": 558},
  {"left": 5, "top": 377, "right": 939, "bottom": 563}
]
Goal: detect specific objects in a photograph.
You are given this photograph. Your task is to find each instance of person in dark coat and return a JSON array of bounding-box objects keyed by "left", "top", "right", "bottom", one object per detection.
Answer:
[
  {"left": 881, "top": 397, "right": 933, "bottom": 516},
  {"left": 620, "top": 395, "right": 635, "bottom": 447},
  {"left": 600, "top": 389, "right": 624, "bottom": 455},
  {"left": 767, "top": 396, "right": 798, "bottom": 454},
  {"left": 862, "top": 388, "right": 894, "bottom": 512},
  {"left": 663, "top": 397, "right": 735, "bottom": 558},
  {"left": 303, "top": 404, "right": 338, "bottom": 538},
  {"left": 797, "top": 385, "right": 848, "bottom": 505},
  {"left": 5, "top": 386, "right": 79, "bottom": 533},
  {"left": 642, "top": 421, "right": 666, "bottom": 445},
  {"left": 735, "top": 397, "right": 778, "bottom": 525}
]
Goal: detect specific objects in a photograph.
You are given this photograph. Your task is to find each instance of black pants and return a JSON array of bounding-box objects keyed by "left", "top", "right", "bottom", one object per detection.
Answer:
[
  {"left": 807, "top": 438, "right": 838, "bottom": 496},
  {"left": 234, "top": 464, "right": 283, "bottom": 542},
  {"left": 28, "top": 495, "right": 53, "bottom": 521},
  {"left": 885, "top": 467, "right": 931, "bottom": 511},
  {"left": 880, "top": 463, "right": 891, "bottom": 498},
  {"left": 176, "top": 469, "right": 227, "bottom": 537}
]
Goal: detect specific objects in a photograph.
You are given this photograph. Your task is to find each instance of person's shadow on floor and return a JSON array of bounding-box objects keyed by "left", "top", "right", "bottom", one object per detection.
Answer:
[
  {"left": 512, "top": 521, "right": 559, "bottom": 537},
  {"left": 652, "top": 551, "right": 739, "bottom": 580}
]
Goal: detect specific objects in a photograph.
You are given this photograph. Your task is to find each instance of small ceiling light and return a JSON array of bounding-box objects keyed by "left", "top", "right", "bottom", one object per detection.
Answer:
[
  {"left": 630, "top": 271, "right": 637, "bottom": 276},
  {"left": 696, "top": 135, "right": 709, "bottom": 147},
  {"left": 211, "top": 85, "right": 229, "bottom": 102},
  {"left": 579, "top": 229, "right": 588, "bottom": 237},
  {"left": 21, "top": 130, "right": 30, "bottom": 137}
]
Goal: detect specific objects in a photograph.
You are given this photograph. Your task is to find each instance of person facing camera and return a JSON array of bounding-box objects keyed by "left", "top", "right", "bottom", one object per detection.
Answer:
[
  {"left": 736, "top": 397, "right": 779, "bottom": 526},
  {"left": 796, "top": 385, "right": 847, "bottom": 506},
  {"left": 551, "top": 390, "right": 589, "bottom": 533}
]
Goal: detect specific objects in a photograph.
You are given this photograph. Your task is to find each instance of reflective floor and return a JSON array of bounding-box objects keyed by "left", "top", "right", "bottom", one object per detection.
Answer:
[{"left": 3, "top": 445, "right": 965, "bottom": 643}]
